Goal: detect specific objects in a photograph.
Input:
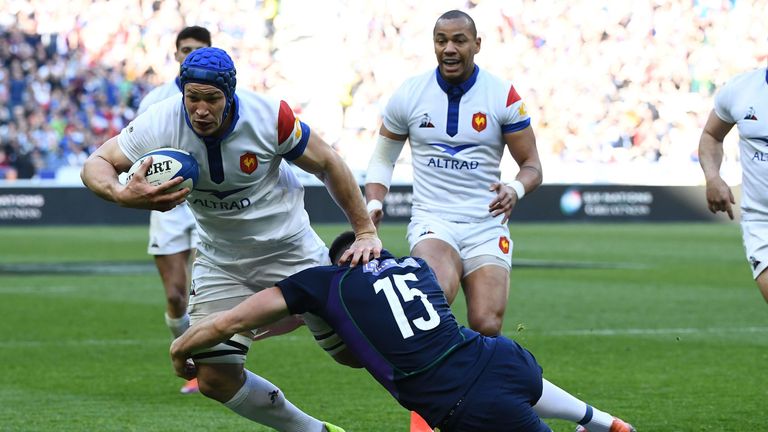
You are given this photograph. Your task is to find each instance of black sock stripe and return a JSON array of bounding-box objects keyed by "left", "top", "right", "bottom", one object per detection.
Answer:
[
  {"left": 324, "top": 340, "right": 345, "bottom": 353},
  {"left": 224, "top": 340, "right": 249, "bottom": 352},
  {"left": 191, "top": 349, "right": 246, "bottom": 360},
  {"left": 578, "top": 405, "right": 594, "bottom": 425},
  {"left": 313, "top": 331, "right": 335, "bottom": 341}
]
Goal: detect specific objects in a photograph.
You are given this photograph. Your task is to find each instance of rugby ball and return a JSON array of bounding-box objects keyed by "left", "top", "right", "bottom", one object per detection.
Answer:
[{"left": 126, "top": 148, "right": 199, "bottom": 192}]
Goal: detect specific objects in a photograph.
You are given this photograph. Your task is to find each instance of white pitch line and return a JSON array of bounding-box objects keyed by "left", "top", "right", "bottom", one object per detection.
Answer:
[
  {"left": 537, "top": 326, "right": 768, "bottom": 336},
  {"left": 0, "top": 335, "right": 307, "bottom": 348},
  {"left": 0, "top": 338, "right": 170, "bottom": 348}
]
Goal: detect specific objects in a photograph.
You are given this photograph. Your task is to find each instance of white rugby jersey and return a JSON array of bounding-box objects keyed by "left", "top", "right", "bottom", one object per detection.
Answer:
[
  {"left": 119, "top": 89, "right": 312, "bottom": 247},
  {"left": 137, "top": 79, "right": 181, "bottom": 115},
  {"left": 137, "top": 78, "right": 195, "bottom": 219},
  {"left": 714, "top": 68, "right": 768, "bottom": 220},
  {"left": 383, "top": 66, "right": 530, "bottom": 222}
]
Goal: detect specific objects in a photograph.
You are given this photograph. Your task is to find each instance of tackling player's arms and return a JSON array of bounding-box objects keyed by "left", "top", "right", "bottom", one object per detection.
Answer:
[{"left": 169, "top": 287, "right": 362, "bottom": 377}]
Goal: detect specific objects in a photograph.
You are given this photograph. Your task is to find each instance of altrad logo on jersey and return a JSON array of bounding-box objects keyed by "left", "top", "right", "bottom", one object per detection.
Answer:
[
  {"left": 192, "top": 197, "right": 252, "bottom": 211},
  {"left": 426, "top": 142, "right": 479, "bottom": 170},
  {"left": 750, "top": 137, "right": 768, "bottom": 162},
  {"left": 193, "top": 186, "right": 251, "bottom": 211},
  {"left": 426, "top": 158, "right": 479, "bottom": 170}
]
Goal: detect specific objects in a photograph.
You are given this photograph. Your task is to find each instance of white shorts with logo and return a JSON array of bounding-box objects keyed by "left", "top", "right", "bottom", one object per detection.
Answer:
[
  {"left": 188, "top": 228, "right": 339, "bottom": 363},
  {"left": 407, "top": 213, "right": 513, "bottom": 276},
  {"left": 147, "top": 203, "right": 199, "bottom": 255},
  {"left": 740, "top": 220, "right": 768, "bottom": 279}
]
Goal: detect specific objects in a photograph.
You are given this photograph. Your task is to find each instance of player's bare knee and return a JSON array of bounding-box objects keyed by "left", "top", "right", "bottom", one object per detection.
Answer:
[
  {"left": 197, "top": 373, "right": 243, "bottom": 402},
  {"left": 165, "top": 290, "right": 187, "bottom": 313},
  {"left": 468, "top": 314, "right": 503, "bottom": 336},
  {"left": 197, "top": 377, "right": 227, "bottom": 401},
  {"left": 755, "top": 271, "right": 768, "bottom": 303}
]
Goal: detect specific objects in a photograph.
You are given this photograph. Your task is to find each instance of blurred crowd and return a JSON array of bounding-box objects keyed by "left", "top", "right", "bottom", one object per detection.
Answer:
[{"left": 0, "top": 0, "right": 765, "bottom": 184}]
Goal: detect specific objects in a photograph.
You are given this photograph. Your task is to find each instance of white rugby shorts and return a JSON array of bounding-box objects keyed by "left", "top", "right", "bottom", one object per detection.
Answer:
[
  {"left": 147, "top": 203, "right": 199, "bottom": 255},
  {"left": 188, "top": 228, "right": 340, "bottom": 364},
  {"left": 407, "top": 214, "right": 513, "bottom": 275},
  {"left": 741, "top": 220, "right": 768, "bottom": 279}
]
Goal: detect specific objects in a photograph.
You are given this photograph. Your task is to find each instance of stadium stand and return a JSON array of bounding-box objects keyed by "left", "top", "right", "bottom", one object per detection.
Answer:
[{"left": 0, "top": 0, "right": 763, "bottom": 184}]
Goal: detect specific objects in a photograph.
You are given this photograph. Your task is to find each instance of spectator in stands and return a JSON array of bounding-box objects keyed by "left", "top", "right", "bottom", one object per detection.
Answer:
[{"left": 0, "top": 0, "right": 764, "bottom": 182}]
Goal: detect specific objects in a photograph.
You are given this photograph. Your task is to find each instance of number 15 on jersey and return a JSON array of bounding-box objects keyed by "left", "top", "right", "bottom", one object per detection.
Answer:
[{"left": 373, "top": 273, "right": 441, "bottom": 339}]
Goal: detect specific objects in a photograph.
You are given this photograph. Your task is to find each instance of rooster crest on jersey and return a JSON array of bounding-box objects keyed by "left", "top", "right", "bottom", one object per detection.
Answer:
[{"left": 180, "top": 47, "right": 237, "bottom": 121}]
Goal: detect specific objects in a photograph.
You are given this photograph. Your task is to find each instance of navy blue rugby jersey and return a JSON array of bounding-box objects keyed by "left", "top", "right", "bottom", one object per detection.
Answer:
[{"left": 275, "top": 250, "right": 495, "bottom": 426}]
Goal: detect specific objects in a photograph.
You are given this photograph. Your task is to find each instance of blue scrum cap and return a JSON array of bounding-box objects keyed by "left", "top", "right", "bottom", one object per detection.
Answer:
[{"left": 179, "top": 47, "right": 237, "bottom": 118}]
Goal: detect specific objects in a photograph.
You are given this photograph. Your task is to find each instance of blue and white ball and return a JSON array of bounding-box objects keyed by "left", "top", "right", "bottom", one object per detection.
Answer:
[{"left": 126, "top": 148, "right": 199, "bottom": 192}]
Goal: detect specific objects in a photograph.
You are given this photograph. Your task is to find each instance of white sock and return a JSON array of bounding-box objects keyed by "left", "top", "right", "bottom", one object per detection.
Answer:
[
  {"left": 164, "top": 312, "right": 190, "bottom": 338},
  {"left": 224, "top": 370, "right": 324, "bottom": 432},
  {"left": 533, "top": 379, "right": 614, "bottom": 430}
]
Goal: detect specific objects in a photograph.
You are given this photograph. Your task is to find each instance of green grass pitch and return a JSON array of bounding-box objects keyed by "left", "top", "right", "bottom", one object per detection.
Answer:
[{"left": 0, "top": 223, "right": 765, "bottom": 431}]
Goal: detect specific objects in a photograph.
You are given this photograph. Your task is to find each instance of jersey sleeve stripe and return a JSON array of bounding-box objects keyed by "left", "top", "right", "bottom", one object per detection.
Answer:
[
  {"left": 502, "top": 118, "right": 531, "bottom": 134},
  {"left": 277, "top": 100, "right": 297, "bottom": 144},
  {"left": 506, "top": 84, "right": 522, "bottom": 107},
  {"left": 282, "top": 121, "right": 311, "bottom": 161}
]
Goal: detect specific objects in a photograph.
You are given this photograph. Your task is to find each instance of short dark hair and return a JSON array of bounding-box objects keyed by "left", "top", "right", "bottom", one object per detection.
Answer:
[
  {"left": 176, "top": 26, "right": 212, "bottom": 48},
  {"left": 434, "top": 10, "right": 477, "bottom": 38},
  {"left": 328, "top": 231, "right": 357, "bottom": 264}
]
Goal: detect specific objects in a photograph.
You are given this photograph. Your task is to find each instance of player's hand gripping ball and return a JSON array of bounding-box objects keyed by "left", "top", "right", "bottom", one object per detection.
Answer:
[{"left": 126, "top": 148, "right": 199, "bottom": 192}]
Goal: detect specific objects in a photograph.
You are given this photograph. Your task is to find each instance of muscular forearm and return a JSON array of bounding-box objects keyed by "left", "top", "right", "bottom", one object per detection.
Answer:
[
  {"left": 170, "top": 313, "right": 234, "bottom": 359},
  {"left": 515, "top": 163, "right": 543, "bottom": 193},
  {"left": 699, "top": 133, "right": 725, "bottom": 182},
  {"left": 81, "top": 155, "right": 125, "bottom": 204},
  {"left": 365, "top": 182, "right": 388, "bottom": 202},
  {"left": 323, "top": 157, "right": 376, "bottom": 235}
]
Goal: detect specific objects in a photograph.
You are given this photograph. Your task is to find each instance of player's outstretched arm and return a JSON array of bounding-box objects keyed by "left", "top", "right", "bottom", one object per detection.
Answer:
[
  {"left": 170, "top": 287, "right": 290, "bottom": 378},
  {"left": 699, "top": 110, "right": 736, "bottom": 219}
]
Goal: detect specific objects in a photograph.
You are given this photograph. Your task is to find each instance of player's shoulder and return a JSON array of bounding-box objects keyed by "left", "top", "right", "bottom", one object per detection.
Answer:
[
  {"left": 387, "top": 69, "right": 436, "bottom": 110},
  {"left": 715, "top": 68, "right": 766, "bottom": 107},
  {"left": 235, "top": 89, "right": 282, "bottom": 117},
  {"left": 139, "top": 81, "right": 181, "bottom": 110},
  {"left": 142, "top": 92, "right": 183, "bottom": 117},
  {"left": 722, "top": 68, "right": 766, "bottom": 90},
  {"left": 147, "top": 80, "right": 180, "bottom": 98},
  {"left": 397, "top": 69, "right": 437, "bottom": 92},
  {"left": 475, "top": 67, "right": 517, "bottom": 94}
]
